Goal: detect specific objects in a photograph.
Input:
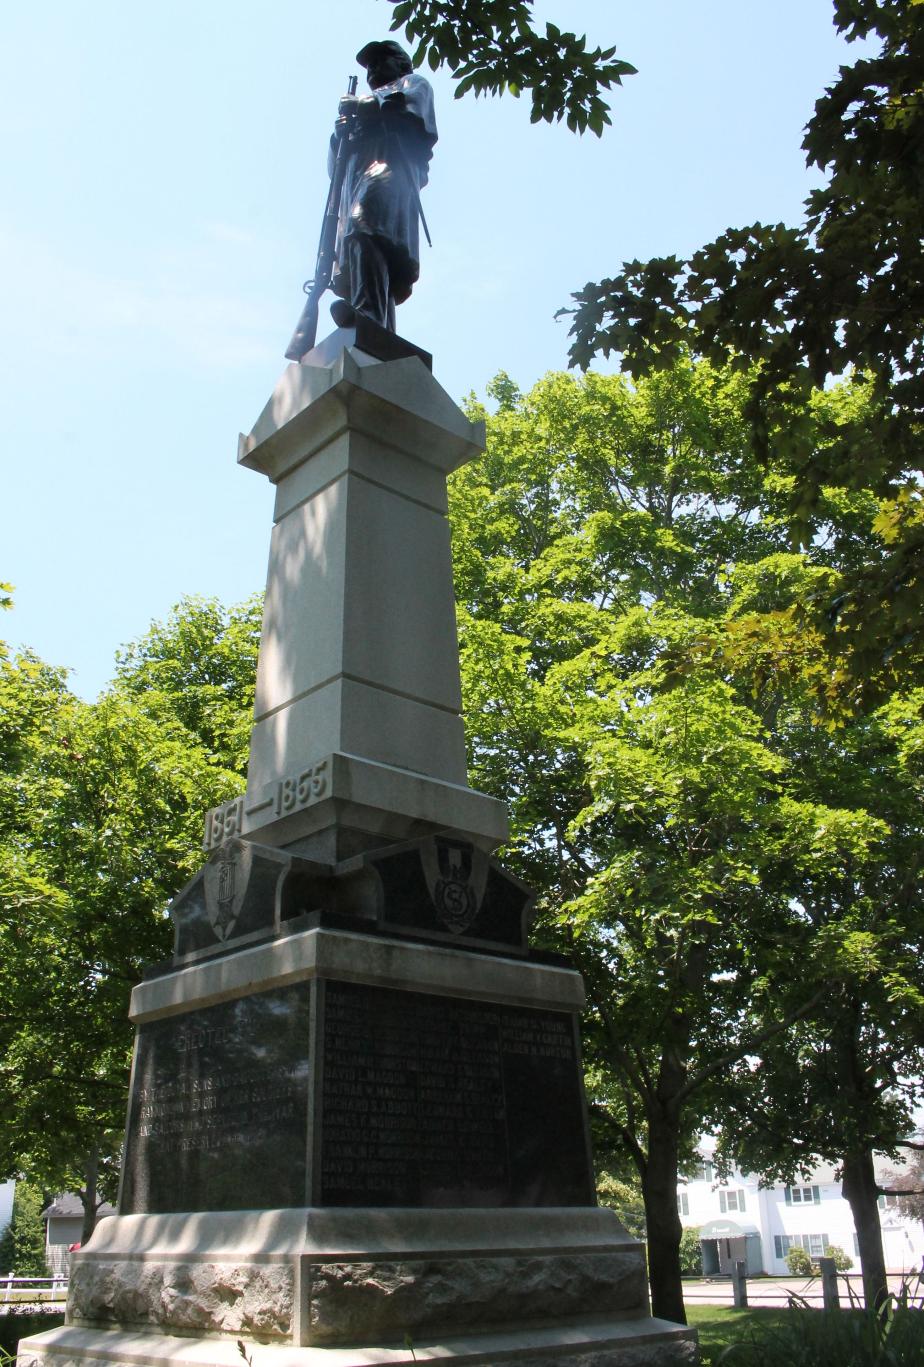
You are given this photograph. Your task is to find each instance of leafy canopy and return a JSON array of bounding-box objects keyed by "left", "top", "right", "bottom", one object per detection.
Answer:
[
  {"left": 387, "top": 0, "right": 635, "bottom": 134},
  {"left": 557, "top": 0, "right": 924, "bottom": 689},
  {"left": 0, "top": 597, "right": 254, "bottom": 1215},
  {"left": 448, "top": 359, "right": 915, "bottom": 1318}
]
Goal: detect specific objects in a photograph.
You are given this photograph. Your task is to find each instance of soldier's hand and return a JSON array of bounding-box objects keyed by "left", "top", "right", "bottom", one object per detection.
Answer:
[
  {"left": 338, "top": 95, "right": 359, "bottom": 118},
  {"left": 354, "top": 95, "right": 379, "bottom": 121}
]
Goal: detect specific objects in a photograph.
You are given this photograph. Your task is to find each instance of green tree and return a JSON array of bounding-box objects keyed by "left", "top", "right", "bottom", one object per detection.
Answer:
[
  {"left": 114, "top": 594, "right": 262, "bottom": 779},
  {"left": 0, "top": 606, "right": 243, "bottom": 1240},
  {"left": 448, "top": 361, "right": 891, "bottom": 1321},
  {"left": 708, "top": 656, "right": 924, "bottom": 1307},
  {"left": 559, "top": 0, "right": 924, "bottom": 696},
  {"left": 389, "top": 3, "right": 923, "bottom": 693},
  {"left": 0, "top": 1181, "right": 47, "bottom": 1277},
  {"left": 387, "top": 0, "right": 634, "bottom": 135}
]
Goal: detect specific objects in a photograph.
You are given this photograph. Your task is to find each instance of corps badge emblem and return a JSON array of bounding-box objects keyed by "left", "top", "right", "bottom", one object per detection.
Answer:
[
  {"left": 203, "top": 838, "right": 253, "bottom": 942},
  {"left": 421, "top": 837, "right": 489, "bottom": 935}
]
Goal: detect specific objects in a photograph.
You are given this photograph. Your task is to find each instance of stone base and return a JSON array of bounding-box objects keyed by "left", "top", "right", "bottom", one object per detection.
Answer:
[
  {"left": 31, "top": 1207, "right": 699, "bottom": 1363},
  {"left": 19, "top": 1316, "right": 696, "bottom": 1366},
  {"left": 61, "top": 1209, "right": 656, "bottom": 1347},
  {"left": 33, "top": 1202, "right": 699, "bottom": 1365}
]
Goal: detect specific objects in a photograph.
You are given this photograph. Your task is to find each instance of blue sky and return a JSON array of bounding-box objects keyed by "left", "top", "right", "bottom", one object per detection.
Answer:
[{"left": 1, "top": 1, "right": 862, "bottom": 699}]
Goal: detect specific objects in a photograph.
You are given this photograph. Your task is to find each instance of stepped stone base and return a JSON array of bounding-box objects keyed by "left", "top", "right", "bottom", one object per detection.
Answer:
[
  {"left": 16, "top": 1208, "right": 697, "bottom": 1363},
  {"left": 19, "top": 1316, "right": 696, "bottom": 1366},
  {"left": 61, "top": 1209, "right": 649, "bottom": 1345}
]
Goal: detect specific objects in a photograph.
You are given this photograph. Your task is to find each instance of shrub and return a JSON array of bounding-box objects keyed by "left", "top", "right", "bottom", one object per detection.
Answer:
[
  {"left": 824, "top": 1244, "right": 853, "bottom": 1272},
  {"left": 783, "top": 1243, "right": 852, "bottom": 1276},
  {"left": 785, "top": 1246, "right": 813, "bottom": 1277},
  {"left": 679, "top": 1227, "right": 703, "bottom": 1277}
]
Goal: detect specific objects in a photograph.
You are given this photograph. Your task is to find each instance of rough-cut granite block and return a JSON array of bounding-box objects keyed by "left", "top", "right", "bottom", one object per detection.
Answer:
[
  {"left": 68, "top": 1260, "right": 293, "bottom": 1338},
  {"left": 304, "top": 1252, "right": 646, "bottom": 1344}
]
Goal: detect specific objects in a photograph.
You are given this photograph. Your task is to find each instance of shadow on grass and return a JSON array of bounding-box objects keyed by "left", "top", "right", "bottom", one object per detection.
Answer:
[{"left": 0, "top": 1313, "right": 65, "bottom": 1360}]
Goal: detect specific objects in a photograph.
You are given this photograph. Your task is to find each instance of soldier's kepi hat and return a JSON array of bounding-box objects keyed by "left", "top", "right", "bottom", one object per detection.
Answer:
[{"left": 356, "top": 39, "right": 412, "bottom": 69}]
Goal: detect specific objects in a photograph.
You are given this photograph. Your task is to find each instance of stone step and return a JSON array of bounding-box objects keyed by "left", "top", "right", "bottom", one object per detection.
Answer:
[{"left": 19, "top": 1315, "right": 697, "bottom": 1367}]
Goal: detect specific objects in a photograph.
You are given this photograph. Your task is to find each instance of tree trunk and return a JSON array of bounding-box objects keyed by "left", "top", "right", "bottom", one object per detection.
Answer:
[
  {"left": 642, "top": 1115, "right": 686, "bottom": 1324},
  {"left": 841, "top": 1146, "right": 888, "bottom": 1309},
  {"left": 79, "top": 1144, "right": 100, "bottom": 1246}
]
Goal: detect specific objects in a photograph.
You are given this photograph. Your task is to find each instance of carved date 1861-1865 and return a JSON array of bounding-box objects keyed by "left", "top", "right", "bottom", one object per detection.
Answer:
[{"left": 204, "top": 760, "right": 330, "bottom": 851}]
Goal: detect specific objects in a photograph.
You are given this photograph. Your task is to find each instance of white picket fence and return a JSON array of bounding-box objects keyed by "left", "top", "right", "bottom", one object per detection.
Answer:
[{"left": 0, "top": 1275, "right": 67, "bottom": 1312}]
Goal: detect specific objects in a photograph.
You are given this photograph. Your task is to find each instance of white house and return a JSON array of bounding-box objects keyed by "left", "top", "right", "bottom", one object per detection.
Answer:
[
  {"left": 0, "top": 1179, "right": 15, "bottom": 1238},
  {"left": 41, "top": 1195, "right": 115, "bottom": 1278},
  {"left": 677, "top": 1149, "right": 924, "bottom": 1276}
]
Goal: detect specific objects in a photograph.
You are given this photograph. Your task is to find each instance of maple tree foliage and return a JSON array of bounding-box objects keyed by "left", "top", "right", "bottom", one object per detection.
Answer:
[
  {"left": 391, "top": 0, "right": 924, "bottom": 698},
  {"left": 449, "top": 361, "right": 924, "bottom": 1317},
  {"left": 557, "top": 0, "right": 924, "bottom": 698},
  {"left": 0, "top": 598, "right": 253, "bottom": 1240},
  {"left": 387, "top": 0, "right": 635, "bottom": 134}
]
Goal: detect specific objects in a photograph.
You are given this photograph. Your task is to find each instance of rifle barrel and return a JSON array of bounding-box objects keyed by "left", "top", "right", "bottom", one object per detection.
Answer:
[{"left": 284, "top": 74, "right": 357, "bottom": 362}]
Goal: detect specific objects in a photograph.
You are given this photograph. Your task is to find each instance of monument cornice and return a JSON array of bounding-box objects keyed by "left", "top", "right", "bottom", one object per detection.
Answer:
[
  {"left": 128, "top": 923, "right": 586, "bottom": 1024},
  {"left": 238, "top": 348, "right": 485, "bottom": 487}
]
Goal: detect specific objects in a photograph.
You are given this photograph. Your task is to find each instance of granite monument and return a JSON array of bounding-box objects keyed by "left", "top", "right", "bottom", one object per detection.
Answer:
[{"left": 18, "top": 42, "right": 697, "bottom": 1367}]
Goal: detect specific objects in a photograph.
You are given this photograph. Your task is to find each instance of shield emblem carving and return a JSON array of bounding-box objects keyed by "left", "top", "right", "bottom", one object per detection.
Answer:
[
  {"left": 420, "top": 837, "right": 489, "bottom": 935},
  {"left": 203, "top": 838, "right": 253, "bottom": 942}
]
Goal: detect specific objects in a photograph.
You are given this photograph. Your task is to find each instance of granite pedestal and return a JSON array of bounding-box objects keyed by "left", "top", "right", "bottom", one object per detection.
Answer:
[
  {"left": 213, "top": 335, "right": 508, "bottom": 864},
  {"left": 17, "top": 332, "right": 696, "bottom": 1367}
]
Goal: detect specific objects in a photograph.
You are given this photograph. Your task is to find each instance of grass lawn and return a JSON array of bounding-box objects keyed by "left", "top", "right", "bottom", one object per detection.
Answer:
[{"left": 686, "top": 1305, "right": 792, "bottom": 1364}]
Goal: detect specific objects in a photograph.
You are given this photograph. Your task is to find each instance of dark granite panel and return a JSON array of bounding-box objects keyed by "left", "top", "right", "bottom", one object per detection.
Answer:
[
  {"left": 319, "top": 981, "right": 594, "bottom": 1208},
  {"left": 171, "top": 841, "right": 285, "bottom": 956},
  {"left": 367, "top": 837, "right": 534, "bottom": 951},
  {"left": 120, "top": 983, "right": 312, "bottom": 1213}
]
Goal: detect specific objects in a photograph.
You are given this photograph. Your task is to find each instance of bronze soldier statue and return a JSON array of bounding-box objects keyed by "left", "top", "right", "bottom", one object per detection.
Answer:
[{"left": 285, "top": 41, "right": 437, "bottom": 361}]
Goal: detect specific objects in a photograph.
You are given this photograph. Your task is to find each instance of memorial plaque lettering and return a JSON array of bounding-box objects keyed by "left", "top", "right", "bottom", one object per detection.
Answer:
[
  {"left": 121, "top": 984, "right": 312, "bottom": 1214},
  {"left": 320, "top": 981, "right": 594, "bottom": 1207}
]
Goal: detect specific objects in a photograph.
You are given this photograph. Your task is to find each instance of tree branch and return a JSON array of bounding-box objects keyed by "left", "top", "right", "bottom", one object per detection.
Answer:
[{"left": 674, "top": 984, "right": 830, "bottom": 1106}]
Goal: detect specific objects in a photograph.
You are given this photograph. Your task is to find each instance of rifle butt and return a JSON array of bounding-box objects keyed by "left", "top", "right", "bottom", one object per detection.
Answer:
[{"left": 285, "top": 295, "right": 321, "bottom": 363}]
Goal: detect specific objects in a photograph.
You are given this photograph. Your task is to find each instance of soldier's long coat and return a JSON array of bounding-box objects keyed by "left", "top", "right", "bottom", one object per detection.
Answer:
[{"left": 331, "top": 72, "right": 437, "bottom": 306}]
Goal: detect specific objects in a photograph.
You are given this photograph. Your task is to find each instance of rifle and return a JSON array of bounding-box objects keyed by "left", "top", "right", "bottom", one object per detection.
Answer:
[{"left": 285, "top": 75, "right": 357, "bottom": 363}]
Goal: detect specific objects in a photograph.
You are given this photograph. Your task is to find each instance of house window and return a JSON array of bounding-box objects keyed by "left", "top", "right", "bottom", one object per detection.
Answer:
[
  {"left": 719, "top": 1189, "right": 746, "bottom": 1213},
  {"left": 678, "top": 1191, "right": 689, "bottom": 1216},
  {"left": 785, "top": 1184, "right": 820, "bottom": 1205},
  {"left": 691, "top": 1161, "right": 715, "bottom": 1183},
  {"left": 774, "top": 1234, "right": 830, "bottom": 1260},
  {"left": 878, "top": 1193, "right": 900, "bottom": 1210}
]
